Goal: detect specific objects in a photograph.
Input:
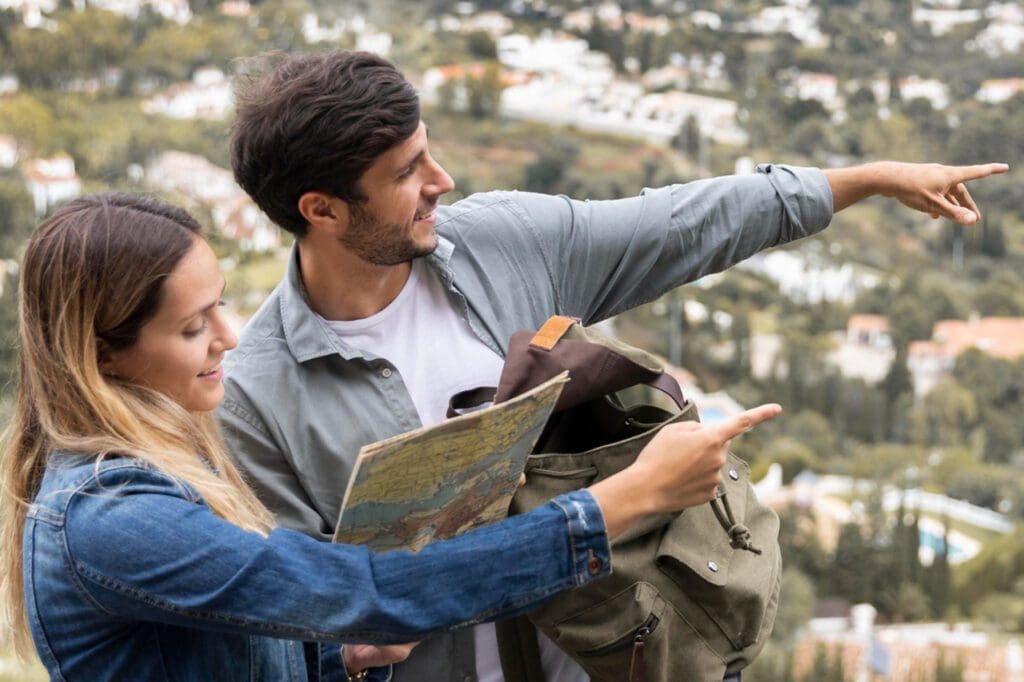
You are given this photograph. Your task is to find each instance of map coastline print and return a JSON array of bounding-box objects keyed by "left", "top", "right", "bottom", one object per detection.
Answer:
[{"left": 332, "top": 372, "right": 568, "bottom": 552}]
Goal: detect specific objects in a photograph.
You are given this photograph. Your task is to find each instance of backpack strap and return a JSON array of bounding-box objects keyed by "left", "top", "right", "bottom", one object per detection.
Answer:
[
  {"left": 496, "top": 616, "right": 546, "bottom": 682},
  {"left": 529, "top": 315, "right": 578, "bottom": 350},
  {"left": 446, "top": 386, "right": 497, "bottom": 418}
]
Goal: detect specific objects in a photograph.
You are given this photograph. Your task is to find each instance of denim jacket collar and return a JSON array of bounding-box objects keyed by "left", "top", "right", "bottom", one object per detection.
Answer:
[{"left": 277, "top": 234, "right": 457, "bottom": 365}]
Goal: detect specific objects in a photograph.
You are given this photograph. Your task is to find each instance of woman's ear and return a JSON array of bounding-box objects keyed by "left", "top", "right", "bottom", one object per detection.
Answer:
[{"left": 97, "top": 340, "right": 119, "bottom": 379}]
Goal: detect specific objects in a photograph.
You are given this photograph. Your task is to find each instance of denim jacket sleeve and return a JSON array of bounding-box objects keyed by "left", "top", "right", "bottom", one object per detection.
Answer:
[{"left": 60, "top": 463, "right": 611, "bottom": 644}]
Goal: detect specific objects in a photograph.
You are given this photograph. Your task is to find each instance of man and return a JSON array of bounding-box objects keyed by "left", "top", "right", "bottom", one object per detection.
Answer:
[{"left": 219, "top": 50, "right": 1006, "bottom": 681}]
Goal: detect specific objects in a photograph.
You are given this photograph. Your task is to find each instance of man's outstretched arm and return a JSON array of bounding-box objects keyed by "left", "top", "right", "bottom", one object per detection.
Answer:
[{"left": 824, "top": 161, "right": 1009, "bottom": 223}]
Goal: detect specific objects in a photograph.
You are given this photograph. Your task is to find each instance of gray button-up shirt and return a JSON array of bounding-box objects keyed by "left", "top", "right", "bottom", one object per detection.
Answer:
[{"left": 217, "top": 164, "right": 833, "bottom": 680}]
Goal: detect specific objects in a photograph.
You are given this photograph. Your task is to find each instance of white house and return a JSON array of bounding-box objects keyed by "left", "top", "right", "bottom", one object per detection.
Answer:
[
  {"left": 459, "top": 10, "right": 513, "bottom": 36},
  {"left": 912, "top": 7, "right": 982, "bottom": 35},
  {"left": 976, "top": 78, "right": 1024, "bottom": 104},
  {"left": 496, "top": 32, "right": 604, "bottom": 81},
  {"left": 690, "top": 11, "right": 722, "bottom": 30},
  {"left": 742, "top": 5, "right": 828, "bottom": 47},
  {"left": 145, "top": 150, "right": 238, "bottom": 205},
  {"left": 355, "top": 31, "right": 392, "bottom": 56},
  {"left": 897, "top": 76, "right": 949, "bottom": 109},
  {"left": 76, "top": 0, "right": 191, "bottom": 24},
  {"left": 219, "top": 0, "right": 250, "bottom": 17},
  {"left": 22, "top": 154, "right": 81, "bottom": 216},
  {"left": 211, "top": 195, "right": 280, "bottom": 253},
  {"left": 145, "top": 151, "right": 280, "bottom": 252},
  {"left": 972, "top": 2, "right": 1024, "bottom": 56},
  {"left": 826, "top": 314, "right": 895, "bottom": 385},
  {"left": 301, "top": 13, "right": 347, "bottom": 44},
  {"left": 0, "top": 134, "right": 18, "bottom": 169},
  {"left": 0, "top": 73, "right": 18, "bottom": 95},
  {"left": 142, "top": 67, "right": 233, "bottom": 121},
  {"left": 0, "top": 0, "right": 56, "bottom": 27},
  {"left": 736, "top": 248, "right": 885, "bottom": 305},
  {"left": 909, "top": 316, "right": 1024, "bottom": 397},
  {"left": 789, "top": 71, "right": 842, "bottom": 110}
]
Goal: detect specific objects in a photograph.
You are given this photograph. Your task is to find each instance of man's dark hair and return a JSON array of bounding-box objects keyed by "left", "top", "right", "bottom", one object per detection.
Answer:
[{"left": 230, "top": 51, "right": 421, "bottom": 237}]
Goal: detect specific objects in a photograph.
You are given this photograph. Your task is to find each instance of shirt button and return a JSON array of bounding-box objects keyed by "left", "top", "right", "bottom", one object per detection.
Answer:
[
  {"left": 728, "top": 469, "right": 740, "bottom": 481},
  {"left": 587, "top": 549, "right": 602, "bottom": 575},
  {"left": 381, "top": 368, "right": 392, "bottom": 378},
  {"left": 708, "top": 561, "right": 720, "bottom": 573}
]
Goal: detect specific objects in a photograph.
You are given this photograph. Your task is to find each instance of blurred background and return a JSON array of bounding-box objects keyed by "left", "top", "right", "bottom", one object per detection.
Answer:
[{"left": 2, "top": 0, "right": 1024, "bottom": 679}]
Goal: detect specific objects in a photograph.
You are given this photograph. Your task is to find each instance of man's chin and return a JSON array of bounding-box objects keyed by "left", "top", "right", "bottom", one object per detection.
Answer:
[{"left": 407, "top": 230, "right": 438, "bottom": 259}]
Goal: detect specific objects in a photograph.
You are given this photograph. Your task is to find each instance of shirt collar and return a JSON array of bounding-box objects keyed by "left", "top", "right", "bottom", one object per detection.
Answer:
[{"left": 278, "top": 235, "right": 458, "bottom": 364}]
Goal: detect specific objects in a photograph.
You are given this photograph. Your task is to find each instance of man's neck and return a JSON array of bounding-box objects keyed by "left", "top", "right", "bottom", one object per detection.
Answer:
[{"left": 297, "top": 238, "right": 413, "bottom": 321}]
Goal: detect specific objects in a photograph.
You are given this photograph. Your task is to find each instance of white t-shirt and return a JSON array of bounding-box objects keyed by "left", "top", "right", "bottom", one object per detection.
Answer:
[{"left": 324, "top": 258, "right": 588, "bottom": 682}]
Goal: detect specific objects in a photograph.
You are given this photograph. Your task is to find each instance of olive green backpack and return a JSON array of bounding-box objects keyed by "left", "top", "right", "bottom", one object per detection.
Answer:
[{"left": 456, "top": 316, "right": 782, "bottom": 682}]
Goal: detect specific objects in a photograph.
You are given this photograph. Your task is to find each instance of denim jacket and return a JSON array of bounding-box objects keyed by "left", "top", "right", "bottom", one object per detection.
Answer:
[{"left": 24, "top": 453, "right": 611, "bottom": 681}]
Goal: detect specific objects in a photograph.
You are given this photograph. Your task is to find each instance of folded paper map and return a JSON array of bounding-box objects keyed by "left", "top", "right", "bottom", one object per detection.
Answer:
[{"left": 332, "top": 372, "right": 568, "bottom": 552}]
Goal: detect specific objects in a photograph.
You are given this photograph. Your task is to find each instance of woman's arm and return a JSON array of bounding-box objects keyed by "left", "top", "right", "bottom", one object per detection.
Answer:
[{"left": 62, "top": 463, "right": 610, "bottom": 645}]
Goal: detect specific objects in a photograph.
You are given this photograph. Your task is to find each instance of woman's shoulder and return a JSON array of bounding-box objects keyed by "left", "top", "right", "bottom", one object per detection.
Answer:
[{"left": 32, "top": 453, "right": 200, "bottom": 521}]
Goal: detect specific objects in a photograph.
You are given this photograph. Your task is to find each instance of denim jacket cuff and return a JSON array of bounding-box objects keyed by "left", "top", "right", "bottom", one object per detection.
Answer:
[{"left": 550, "top": 489, "right": 612, "bottom": 587}]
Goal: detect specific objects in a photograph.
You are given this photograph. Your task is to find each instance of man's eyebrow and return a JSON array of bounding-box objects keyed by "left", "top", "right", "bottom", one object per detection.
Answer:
[{"left": 398, "top": 149, "right": 425, "bottom": 176}]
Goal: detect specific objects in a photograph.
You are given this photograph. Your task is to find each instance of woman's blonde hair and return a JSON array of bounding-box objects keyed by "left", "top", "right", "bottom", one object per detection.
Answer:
[{"left": 0, "top": 193, "right": 274, "bottom": 658}]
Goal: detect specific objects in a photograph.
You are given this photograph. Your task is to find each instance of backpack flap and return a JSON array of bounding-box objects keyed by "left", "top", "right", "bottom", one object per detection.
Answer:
[
  {"left": 655, "top": 453, "right": 781, "bottom": 651},
  {"left": 495, "top": 316, "right": 670, "bottom": 412}
]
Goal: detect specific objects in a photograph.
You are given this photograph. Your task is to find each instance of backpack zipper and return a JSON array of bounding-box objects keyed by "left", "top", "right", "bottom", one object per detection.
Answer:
[
  {"left": 628, "top": 616, "right": 657, "bottom": 682},
  {"left": 578, "top": 613, "right": 660, "bottom": 657}
]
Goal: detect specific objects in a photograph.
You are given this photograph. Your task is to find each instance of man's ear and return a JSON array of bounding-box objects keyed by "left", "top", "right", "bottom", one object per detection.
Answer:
[{"left": 297, "top": 192, "right": 349, "bottom": 237}]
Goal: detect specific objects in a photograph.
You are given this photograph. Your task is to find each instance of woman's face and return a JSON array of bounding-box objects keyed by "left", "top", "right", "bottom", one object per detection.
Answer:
[{"left": 103, "top": 237, "right": 236, "bottom": 412}]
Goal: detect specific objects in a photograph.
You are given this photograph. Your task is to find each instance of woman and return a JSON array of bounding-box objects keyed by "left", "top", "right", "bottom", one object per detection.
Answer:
[{"left": 0, "top": 193, "right": 779, "bottom": 681}]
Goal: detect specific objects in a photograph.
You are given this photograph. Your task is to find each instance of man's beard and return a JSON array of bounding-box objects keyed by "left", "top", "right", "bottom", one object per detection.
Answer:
[{"left": 341, "top": 201, "right": 437, "bottom": 266}]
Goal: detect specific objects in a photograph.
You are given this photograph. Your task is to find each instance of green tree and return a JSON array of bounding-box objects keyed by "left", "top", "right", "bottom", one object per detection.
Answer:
[
  {"left": 0, "top": 253, "right": 21, "bottom": 406},
  {"left": 464, "top": 62, "right": 504, "bottom": 120},
  {"left": 828, "top": 523, "right": 873, "bottom": 603},
  {"left": 973, "top": 270, "right": 1024, "bottom": 316},
  {"left": 894, "top": 582, "right": 930, "bottom": 622},
  {"left": 0, "top": 178, "right": 35, "bottom": 258},
  {"left": 763, "top": 437, "right": 819, "bottom": 484},
  {"left": 465, "top": 30, "right": 496, "bottom": 60},
  {"left": 922, "top": 377, "right": 978, "bottom": 446},
  {"left": 924, "top": 518, "right": 952, "bottom": 619},
  {"left": 786, "top": 410, "right": 837, "bottom": 459},
  {"left": 803, "top": 643, "right": 844, "bottom": 682},
  {"left": 523, "top": 140, "right": 579, "bottom": 194},
  {"left": 934, "top": 652, "right": 965, "bottom": 682},
  {"left": 128, "top": 22, "right": 211, "bottom": 84},
  {"left": 0, "top": 94, "right": 58, "bottom": 155},
  {"left": 0, "top": 179, "right": 28, "bottom": 403},
  {"left": 8, "top": 8, "right": 132, "bottom": 87}
]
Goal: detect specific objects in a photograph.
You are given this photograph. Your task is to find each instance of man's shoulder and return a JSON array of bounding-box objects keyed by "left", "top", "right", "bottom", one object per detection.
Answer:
[
  {"left": 223, "top": 286, "right": 300, "bottom": 397},
  {"left": 228, "top": 285, "right": 288, "bottom": 363},
  {"left": 438, "top": 190, "right": 568, "bottom": 228}
]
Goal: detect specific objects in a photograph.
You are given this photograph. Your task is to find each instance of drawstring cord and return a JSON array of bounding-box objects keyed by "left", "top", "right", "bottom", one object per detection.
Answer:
[{"left": 710, "top": 486, "right": 762, "bottom": 555}]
